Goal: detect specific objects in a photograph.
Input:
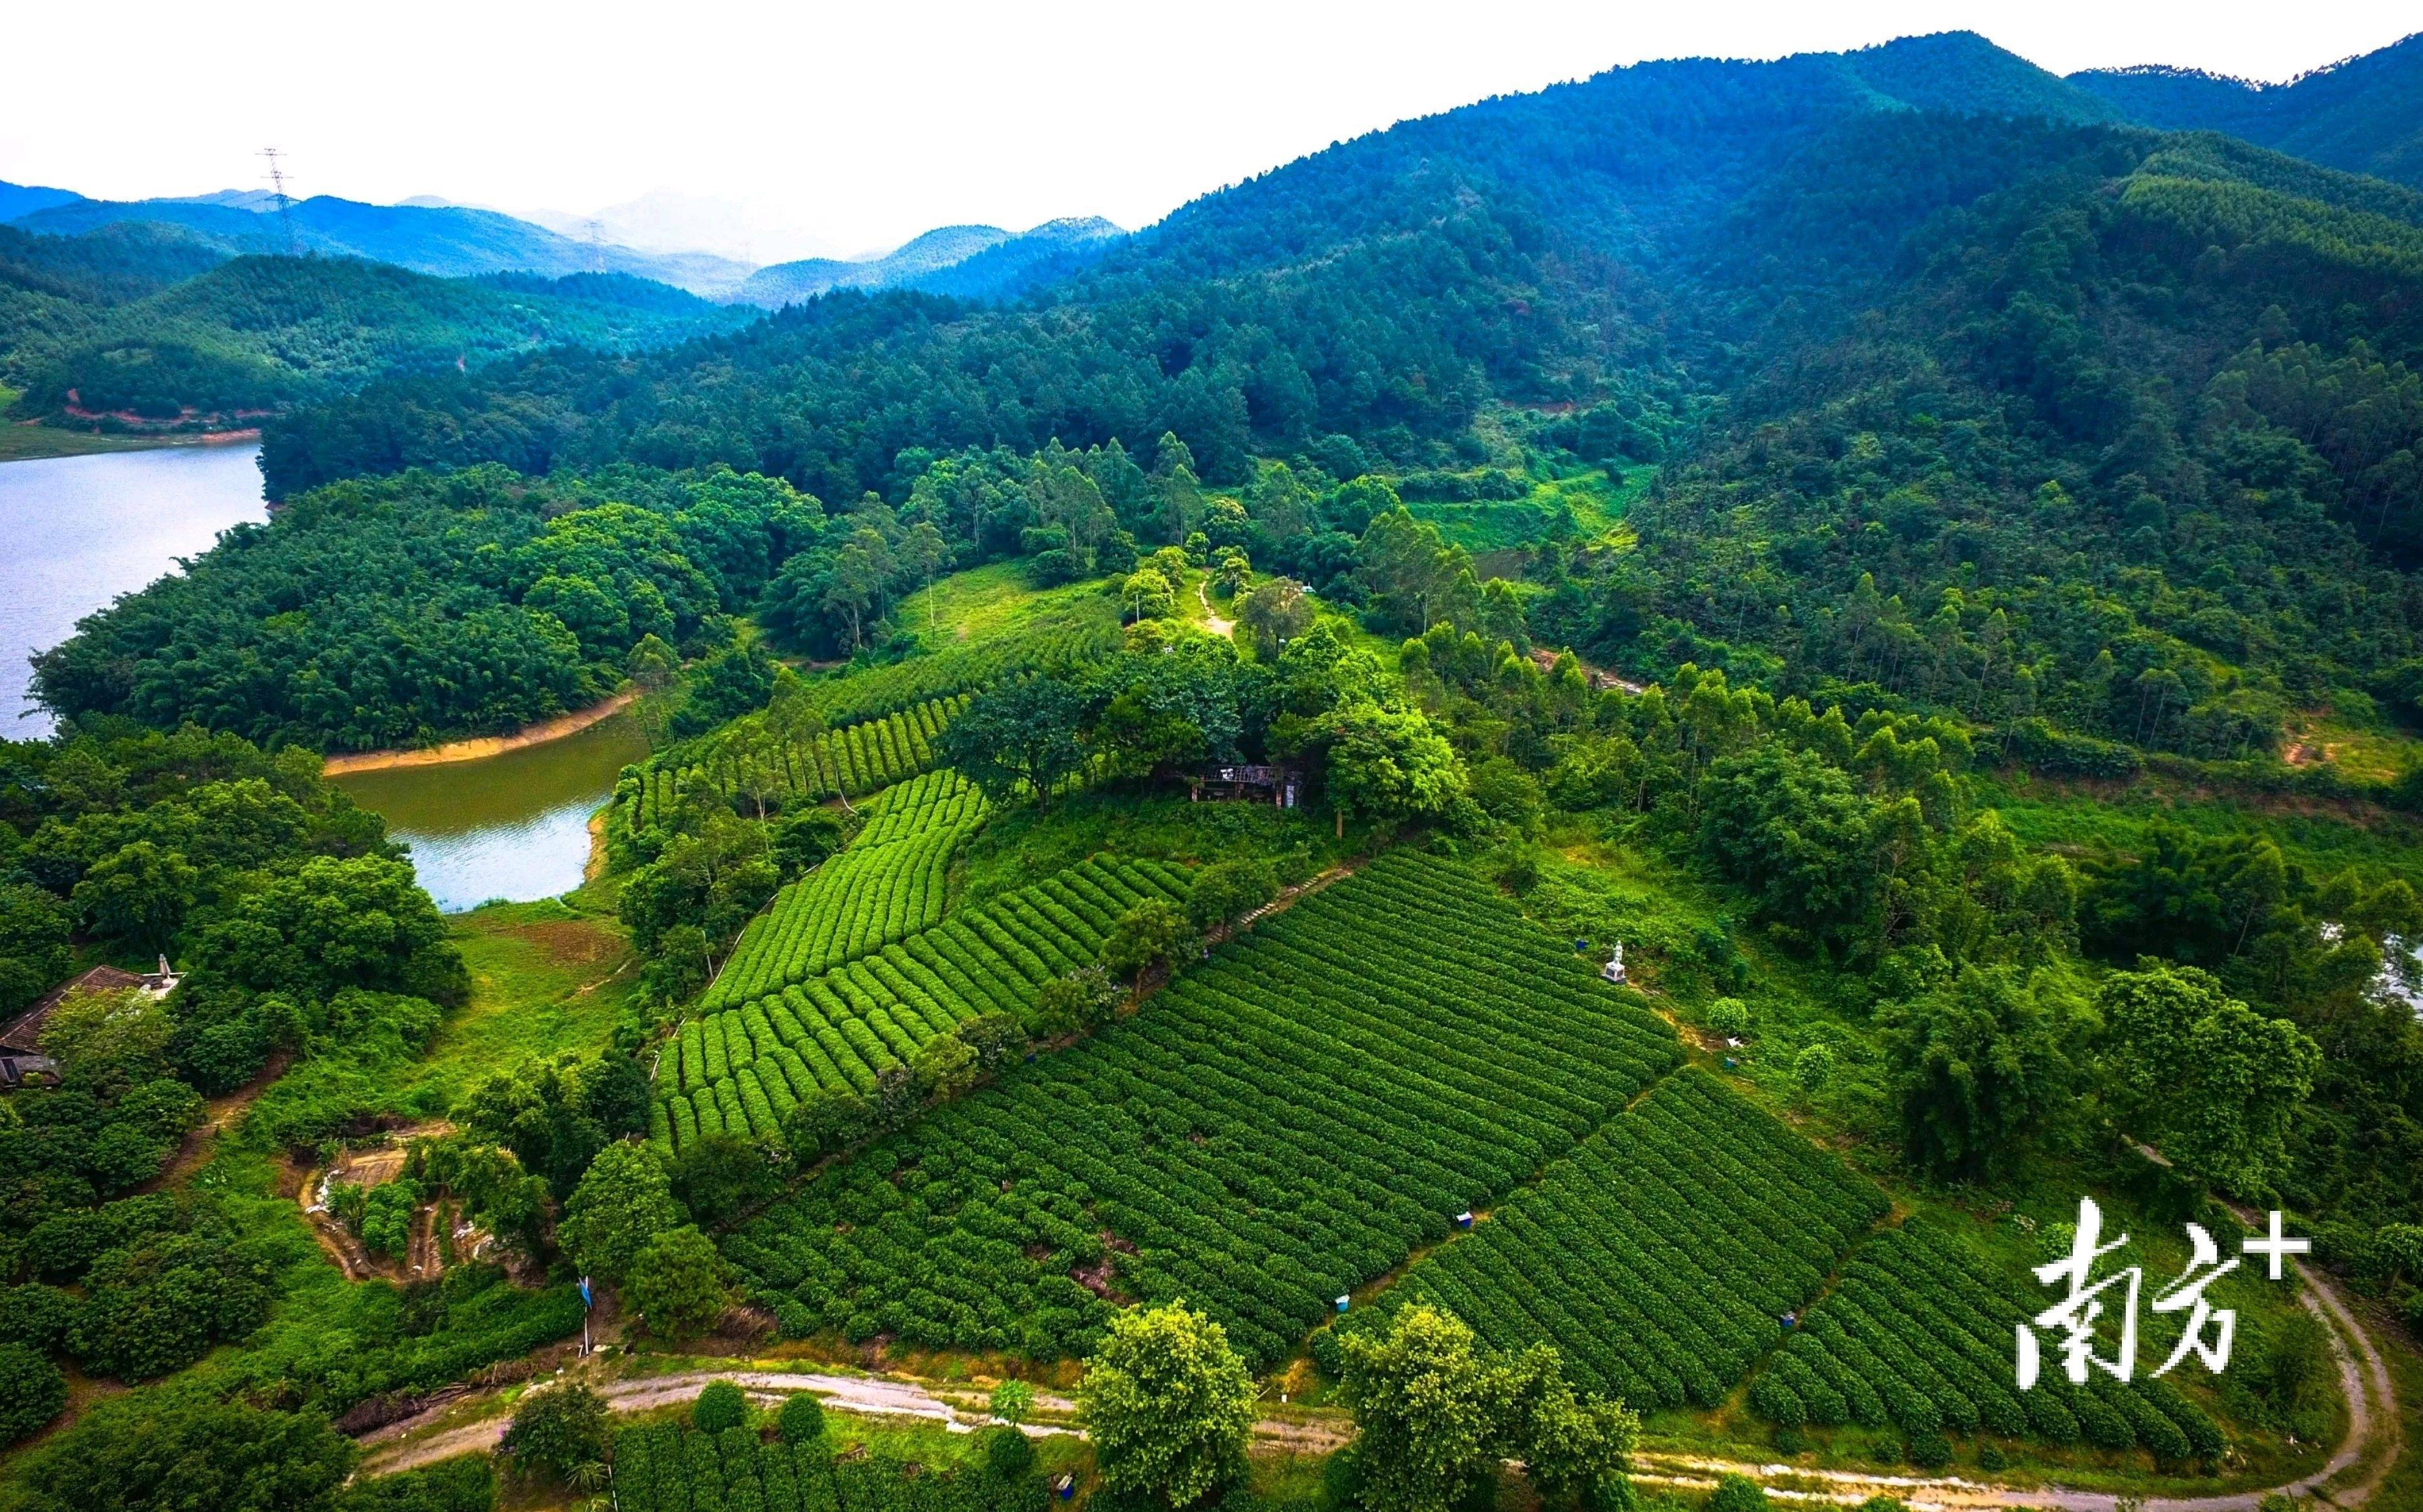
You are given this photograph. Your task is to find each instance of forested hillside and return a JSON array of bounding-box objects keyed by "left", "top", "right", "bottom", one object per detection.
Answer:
[
  {"left": 2075, "top": 31, "right": 2423, "bottom": 189},
  {"left": 0, "top": 229, "right": 755, "bottom": 434}
]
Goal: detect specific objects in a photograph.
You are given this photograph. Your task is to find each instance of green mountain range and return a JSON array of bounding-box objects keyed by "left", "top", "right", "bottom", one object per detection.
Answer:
[{"left": 2073, "top": 30, "right": 2423, "bottom": 188}]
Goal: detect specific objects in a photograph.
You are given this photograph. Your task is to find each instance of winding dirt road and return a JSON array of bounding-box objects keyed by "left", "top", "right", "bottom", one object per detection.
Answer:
[{"left": 360, "top": 1259, "right": 2398, "bottom": 1512}]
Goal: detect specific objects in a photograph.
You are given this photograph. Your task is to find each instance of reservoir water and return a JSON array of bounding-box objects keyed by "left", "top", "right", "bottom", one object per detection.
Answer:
[
  {"left": 0, "top": 443, "right": 269, "bottom": 737},
  {"left": 3, "top": 441, "right": 642, "bottom": 911},
  {"left": 329, "top": 713, "right": 649, "bottom": 912}
]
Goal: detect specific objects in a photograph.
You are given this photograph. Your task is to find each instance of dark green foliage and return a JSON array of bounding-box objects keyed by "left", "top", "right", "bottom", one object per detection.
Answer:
[
  {"left": 20, "top": 1395, "right": 355, "bottom": 1512},
  {"left": 777, "top": 1390, "right": 826, "bottom": 1444},
  {"left": 981, "top": 1424, "right": 1036, "bottom": 1476},
  {"left": 501, "top": 1381, "right": 609, "bottom": 1484},
  {"left": 693, "top": 1380, "right": 748, "bottom": 1433},
  {"left": 3, "top": 246, "right": 749, "bottom": 425},
  {"left": 335, "top": 1456, "right": 498, "bottom": 1512},
  {"left": 1707, "top": 1476, "right": 1766, "bottom": 1512},
  {"left": 936, "top": 677, "right": 1091, "bottom": 810},
  {"left": 0, "top": 1340, "right": 66, "bottom": 1444},
  {"left": 33, "top": 465, "right": 822, "bottom": 751}
]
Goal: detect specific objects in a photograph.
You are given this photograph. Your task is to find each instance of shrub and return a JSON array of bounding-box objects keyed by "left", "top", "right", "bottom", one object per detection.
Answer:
[
  {"left": 1706, "top": 998, "right": 1750, "bottom": 1037},
  {"left": 1707, "top": 1475, "right": 1767, "bottom": 1512},
  {"left": 693, "top": 1380, "right": 747, "bottom": 1433},
  {"left": 0, "top": 1342, "right": 67, "bottom": 1445},
  {"left": 629, "top": 1226, "right": 733, "bottom": 1341},
  {"left": 778, "top": 1391, "right": 826, "bottom": 1444},
  {"left": 499, "top": 1382, "right": 608, "bottom": 1484},
  {"left": 982, "top": 1423, "right": 1037, "bottom": 1477},
  {"left": 1907, "top": 1430, "right": 1953, "bottom": 1469},
  {"left": 1977, "top": 1444, "right": 2008, "bottom": 1472}
]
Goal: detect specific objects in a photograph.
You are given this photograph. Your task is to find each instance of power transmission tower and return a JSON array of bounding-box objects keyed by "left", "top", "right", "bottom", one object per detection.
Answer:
[
  {"left": 586, "top": 218, "right": 605, "bottom": 275},
  {"left": 260, "top": 147, "right": 299, "bottom": 255}
]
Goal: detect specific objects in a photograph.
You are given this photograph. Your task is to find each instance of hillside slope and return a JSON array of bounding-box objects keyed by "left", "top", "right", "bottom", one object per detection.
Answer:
[
  {"left": 7, "top": 253, "right": 755, "bottom": 428},
  {"left": 2073, "top": 31, "right": 2423, "bottom": 188}
]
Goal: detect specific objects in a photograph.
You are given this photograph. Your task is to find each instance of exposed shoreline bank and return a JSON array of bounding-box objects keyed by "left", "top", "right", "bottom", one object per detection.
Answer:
[{"left": 322, "top": 692, "right": 636, "bottom": 777}]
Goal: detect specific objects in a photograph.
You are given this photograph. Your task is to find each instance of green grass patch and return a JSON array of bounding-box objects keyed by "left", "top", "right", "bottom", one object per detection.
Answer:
[
  {"left": 0, "top": 423, "right": 180, "bottom": 461},
  {"left": 403, "top": 899, "right": 636, "bottom": 1109},
  {"left": 953, "top": 792, "right": 1353, "bottom": 910},
  {"left": 894, "top": 562, "right": 1118, "bottom": 652}
]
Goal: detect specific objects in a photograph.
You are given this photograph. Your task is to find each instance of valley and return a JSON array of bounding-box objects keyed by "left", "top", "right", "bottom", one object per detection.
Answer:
[{"left": 3, "top": 21, "right": 2423, "bottom": 1512}]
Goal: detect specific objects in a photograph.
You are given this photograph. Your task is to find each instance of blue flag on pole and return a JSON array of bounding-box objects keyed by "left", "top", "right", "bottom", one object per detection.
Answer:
[{"left": 580, "top": 1276, "right": 593, "bottom": 1308}]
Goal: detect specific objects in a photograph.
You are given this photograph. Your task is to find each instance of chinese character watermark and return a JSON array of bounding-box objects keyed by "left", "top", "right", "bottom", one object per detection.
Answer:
[{"left": 2016, "top": 1197, "right": 2307, "bottom": 1387}]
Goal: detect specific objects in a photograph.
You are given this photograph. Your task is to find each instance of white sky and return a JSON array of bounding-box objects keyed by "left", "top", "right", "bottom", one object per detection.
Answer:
[{"left": 1, "top": 1, "right": 2414, "bottom": 257}]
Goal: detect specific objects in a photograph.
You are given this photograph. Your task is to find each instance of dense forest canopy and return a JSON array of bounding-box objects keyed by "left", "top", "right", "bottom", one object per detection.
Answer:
[{"left": 0, "top": 238, "right": 751, "bottom": 432}]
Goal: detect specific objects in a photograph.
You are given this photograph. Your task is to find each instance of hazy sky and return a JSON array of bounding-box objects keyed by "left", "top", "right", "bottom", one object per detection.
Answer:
[{"left": 2, "top": 1, "right": 2413, "bottom": 258}]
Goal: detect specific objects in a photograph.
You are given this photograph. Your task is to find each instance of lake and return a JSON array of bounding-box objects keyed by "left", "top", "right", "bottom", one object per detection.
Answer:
[
  {"left": 330, "top": 713, "right": 650, "bottom": 912},
  {"left": 0, "top": 441, "right": 269, "bottom": 737},
  {"left": 3, "top": 441, "right": 640, "bottom": 912}
]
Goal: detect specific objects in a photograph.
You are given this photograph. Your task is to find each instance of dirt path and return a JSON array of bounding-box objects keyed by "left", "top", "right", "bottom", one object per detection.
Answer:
[
  {"left": 1199, "top": 579, "right": 1234, "bottom": 637},
  {"left": 322, "top": 693, "right": 635, "bottom": 775}
]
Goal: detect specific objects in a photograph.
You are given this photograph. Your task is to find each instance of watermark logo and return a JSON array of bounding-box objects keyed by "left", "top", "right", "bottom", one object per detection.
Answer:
[{"left": 2015, "top": 1198, "right": 2309, "bottom": 1387}]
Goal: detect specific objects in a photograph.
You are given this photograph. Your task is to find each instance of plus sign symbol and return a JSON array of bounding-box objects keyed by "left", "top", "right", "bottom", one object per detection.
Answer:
[{"left": 2241, "top": 1210, "right": 2311, "bottom": 1281}]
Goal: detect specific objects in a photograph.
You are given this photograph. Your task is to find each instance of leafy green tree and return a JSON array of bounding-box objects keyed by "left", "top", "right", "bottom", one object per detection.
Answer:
[
  {"left": 25, "top": 1396, "right": 353, "bottom": 1512},
  {"left": 70, "top": 841, "right": 198, "bottom": 950},
  {"left": 667, "top": 1133, "right": 784, "bottom": 1225},
  {"left": 1341, "top": 1305, "right": 1509, "bottom": 1512},
  {"left": 1033, "top": 967, "right": 1121, "bottom": 1038},
  {"left": 936, "top": 677, "right": 1090, "bottom": 811},
  {"left": 499, "top": 1381, "right": 608, "bottom": 1485},
  {"left": 1102, "top": 897, "right": 1191, "bottom": 994},
  {"left": 1186, "top": 858, "right": 1280, "bottom": 934},
  {"left": 0, "top": 1342, "right": 65, "bottom": 1445},
  {"left": 692, "top": 1380, "right": 748, "bottom": 1433},
  {"left": 1323, "top": 704, "right": 1465, "bottom": 834},
  {"left": 627, "top": 1224, "right": 733, "bottom": 1340},
  {"left": 555, "top": 1141, "right": 681, "bottom": 1283},
  {"left": 1880, "top": 965, "right": 2079, "bottom": 1180},
  {"left": 1341, "top": 1304, "right": 1637, "bottom": 1512},
  {"left": 2096, "top": 964, "right": 2322, "bottom": 1195},
  {"left": 1077, "top": 1300, "right": 1257, "bottom": 1510},
  {"left": 189, "top": 854, "right": 467, "bottom": 1006},
  {"left": 1708, "top": 1475, "right": 1768, "bottom": 1512},
  {"left": 0, "top": 881, "right": 72, "bottom": 1014}
]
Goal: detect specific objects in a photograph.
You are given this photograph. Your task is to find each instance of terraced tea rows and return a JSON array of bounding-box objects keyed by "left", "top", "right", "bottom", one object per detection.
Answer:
[
  {"left": 722, "top": 850, "right": 1682, "bottom": 1366},
  {"left": 618, "top": 695, "right": 965, "bottom": 837},
  {"left": 1335, "top": 1067, "right": 1889, "bottom": 1407},
  {"left": 1753, "top": 1223, "right": 2223, "bottom": 1457},
  {"left": 611, "top": 1419, "right": 1045, "bottom": 1512},
  {"left": 700, "top": 772, "right": 991, "bottom": 1012},
  {"left": 653, "top": 855, "right": 1195, "bottom": 1152},
  {"left": 810, "top": 618, "right": 1122, "bottom": 724}
]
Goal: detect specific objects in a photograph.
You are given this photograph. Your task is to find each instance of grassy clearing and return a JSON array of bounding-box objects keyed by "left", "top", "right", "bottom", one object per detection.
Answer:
[
  {"left": 401, "top": 898, "right": 636, "bottom": 1109},
  {"left": 952, "top": 790, "right": 1354, "bottom": 910},
  {"left": 0, "top": 420, "right": 182, "bottom": 461},
  {"left": 893, "top": 562, "right": 1117, "bottom": 651}
]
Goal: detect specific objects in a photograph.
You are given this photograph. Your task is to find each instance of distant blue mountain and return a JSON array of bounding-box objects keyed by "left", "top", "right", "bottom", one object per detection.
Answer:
[
  {"left": 736, "top": 218, "right": 1126, "bottom": 307},
  {"left": 0, "top": 181, "right": 82, "bottom": 223},
  {"left": 902, "top": 217, "right": 1126, "bottom": 300},
  {"left": 3, "top": 188, "right": 755, "bottom": 294}
]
